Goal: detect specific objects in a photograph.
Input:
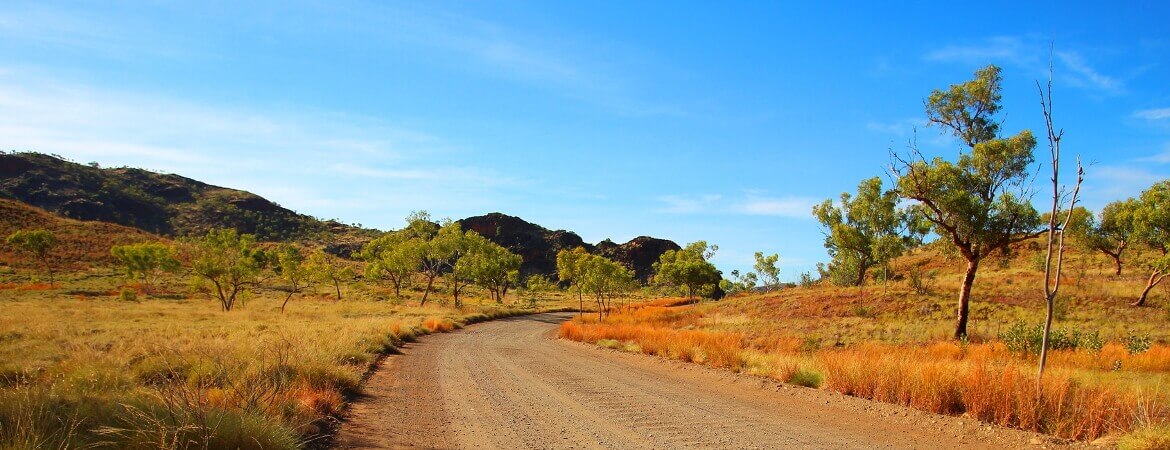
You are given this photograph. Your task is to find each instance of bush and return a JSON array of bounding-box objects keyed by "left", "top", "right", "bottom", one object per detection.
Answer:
[
  {"left": 1127, "top": 335, "right": 1152, "bottom": 355},
  {"left": 999, "top": 322, "right": 1103, "bottom": 354},
  {"left": 786, "top": 368, "right": 823, "bottom": 388},
  {"left": 119, "top": 288, "right": 138, "bottom": 302}
]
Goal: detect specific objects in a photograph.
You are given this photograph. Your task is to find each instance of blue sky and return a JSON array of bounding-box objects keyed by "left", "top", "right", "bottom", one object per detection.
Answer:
[{"left": 1, "top": 1, "right": 1168, "bottom": 280}]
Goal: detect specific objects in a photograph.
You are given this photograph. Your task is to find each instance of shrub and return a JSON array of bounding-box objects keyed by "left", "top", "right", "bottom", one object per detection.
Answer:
[
  {"left": 1127, "top": 335, "right": 1152, "bottom": 355},
  {"left": 786, "top": 368, "right": 823, "bottom": 388},
  {"left": 119, "top": 287, "right": 138, "bottom": 302}
]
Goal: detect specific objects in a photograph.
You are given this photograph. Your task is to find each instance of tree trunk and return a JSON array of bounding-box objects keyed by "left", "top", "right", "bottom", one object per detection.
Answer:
[
  {"left": 1133, "top": 270, "right": 1166, "bottom": 307},
  {"left": 954, "top": 259, "right": 979, "bottom": 340},
  {"left": 1112, "top": 255, "right": 1123, "bottom": 277},
  {"left": 281, "top": 291, "right": 294, "bottom": 313},
  {"left": 420, "top": 275, "right": 436, "bottom": 306},
  {"left": 333, "top": 279, "right": 342, "bottom": 300}
]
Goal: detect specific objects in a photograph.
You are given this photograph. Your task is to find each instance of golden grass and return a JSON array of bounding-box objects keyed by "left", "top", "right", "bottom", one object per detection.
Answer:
[{"left": 0, "top": 269, "right": 558, "bottom": 448}]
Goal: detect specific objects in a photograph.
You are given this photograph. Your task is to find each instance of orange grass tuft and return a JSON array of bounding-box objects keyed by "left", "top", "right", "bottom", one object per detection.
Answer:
[{"left": 422, "top": 317, "right": 456, "bottom": 333}]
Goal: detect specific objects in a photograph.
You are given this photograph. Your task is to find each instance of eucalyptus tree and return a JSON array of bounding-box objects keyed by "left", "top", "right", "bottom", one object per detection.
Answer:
[
  {"left": 308, "top": 249, "right": 353, "bottom": 300},
  {"left": 273, "top": 244, "right": 313, "bottom": 313},
  {"left": 361, "top": 232, "right": 419, "bottom": 298},
  {"left": 418, "top": 221, "right": 461, "bottom": 306},
  {"left": 893, "top": 64, "right": 1043, "bottom": 339},
  {"left": 557, "top": 246, "right": 591, "bottom": 318},
  {"left": 653, "top": 241, "right": 721, "bottom": 305},
  {"left": 188, "top": 229, "right": 267, "bottom": 311},
  {"left": 579, "top": 253, "right": 636, "bottom": 320},
  {"left": 111, "top": 241, "right": 180, "bottom": 294},
  {"left": 1133, "top": 180, "right": 1170, "bottom": 306},
  {"left": 814, "top": 177, "right": 920, "bottom": 287},
  {"left": 6, "top": 229, "right": 58, "bottom": 286},
  {"left": 753, "top": 252, "right": 781, "bottom": 291},
  {"left": 462, "top": 234, "right": 522, "bottom": 304},
  {"left": 1066, "top": 200, "right": 1139, "bottom": 276}
]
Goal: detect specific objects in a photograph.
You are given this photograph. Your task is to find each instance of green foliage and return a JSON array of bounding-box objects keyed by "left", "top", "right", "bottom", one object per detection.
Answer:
[
  {"left": 1125, "top": 334, "right": 1152, "bottom": 355},
  {"left": 653, "top": 241, "right": 721, "bottom": 302},
  {"left": 813, "top": 177, "right": 921, "bottom": 287},
  {"left": 111, "top": 242, "right": 180, "bottom": 293},
  {"left": 1063, "top": 202, "right": 1137, "bottom": 275},
  {"left": 906, "top": 265, "right": 935, "bottom": 295},
  {"left": 521, "top": 275, "right": 557, "bottom": 308},
  {"left": 458, "top": 233, "right": 522, "bottom": 304},
  {"left": 559, "top": 247, "right": 635, "bottom": 318},
  {"left": 361, "top": 232, "right": 420, "bottom": 298},
  {"left": 753, "top": 252, "right": 781, "bottom": 290},
  {"left": 726, "top": 269, "right": 757, "bottom": 294},
  {"left": 307, "top": 249, "right": 353, "bottom": 301},
  {"left": 6, "top": 229, "right": 58, "bottom": 286},
  {"left": 797, "top": 272, "right": 816, "bottom": 288},
  {"left": 119, "top": 287, "right": 139, "bottom": 302},
  {"left": 786, "top": 368, "right": 823, "bottom": 388},
  {"left": 273, "top": 245, "right": 313, "bottom": 312},
  {"left": 1130, "top": 180, "right": 1170, "bottom": 306},
  {"left": 188, "top": 229, "right": 265, "bottom": 311},
  {"left": 894, "top": 64, "right": 1042, "bottom": 339},
  {"left": 998, "top": 322, "right": 1104, "bottom": 355}
]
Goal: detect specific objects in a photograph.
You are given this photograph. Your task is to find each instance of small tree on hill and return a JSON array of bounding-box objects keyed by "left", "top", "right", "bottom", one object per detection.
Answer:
[
  {"left": 188, "top": 229, "right": 266, "bottom": 311},
  {"left": 1132, "top": 180, "right": 1170, "bottom": 307},
  {"left": 111, "top": 242, "right": 180, "bottom": 294},
  {"left": 1065, "top": 200, "right": 1139, "bottom": 277},
  {"left": 893, "top": 64, "right": 1043, "bottom": 340},
  {"left": 814, "top": 177, "right": 922, "bottom": 286},
  {"left": 753, "top": 252, "right": 781, "bottom": 291},
  {"left": 653, "top": 241, "right": 721, "bottom": 305},
  {"left": 6, "top": 229, "right": 58, "bottom": 287}
]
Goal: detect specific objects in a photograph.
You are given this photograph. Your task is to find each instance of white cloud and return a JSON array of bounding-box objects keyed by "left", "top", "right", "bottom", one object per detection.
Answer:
[
  {"left": 0, "top": 68, "right": 524, "bottom": 223},
  {"left": 1134, "top": 108, "right": 1170, "bottom": 121},
  {"left": 655, "top": 192, "right": 815, "bottom": 218}
]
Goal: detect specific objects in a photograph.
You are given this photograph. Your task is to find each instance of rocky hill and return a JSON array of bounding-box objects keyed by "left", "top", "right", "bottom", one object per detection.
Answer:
[
  {"left": 1, "top": 152, "right": 680, "bottom": 280},
  {"left": 0, "top": 152, "right": 338, "bottom": 242},
  {"left": 458, "top": 213, "right": 679, "bottom": 281}
]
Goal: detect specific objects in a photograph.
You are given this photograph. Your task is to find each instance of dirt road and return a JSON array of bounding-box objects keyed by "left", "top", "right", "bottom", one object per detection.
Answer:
[{"left": 335, "top": 313, "right": 1074, "bottom": 449}]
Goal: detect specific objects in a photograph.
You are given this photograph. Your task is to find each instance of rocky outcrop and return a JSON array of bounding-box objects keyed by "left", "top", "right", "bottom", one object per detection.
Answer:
[
  {"left": 458, "top": 213, "right": 678, "bottom": 282},
  {"left": 596, "top": 236, "right": 682, "bottom": 281}
]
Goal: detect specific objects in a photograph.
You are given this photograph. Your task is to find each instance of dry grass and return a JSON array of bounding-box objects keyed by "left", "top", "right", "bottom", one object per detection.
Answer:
[
  {"left": 562, "top": 304, "right": 1170, "bottom": 441},
  {"left": 0, "top": 266, "right": 560, "bottom": 448}
]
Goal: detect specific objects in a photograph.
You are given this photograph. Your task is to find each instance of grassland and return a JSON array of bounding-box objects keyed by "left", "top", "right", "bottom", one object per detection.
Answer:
[
  {"left": 561, "top": 240, "right": 1170, "bottom": 446},
  {"left": 0, "top": 263, "right": 570, "bottom": 449}
]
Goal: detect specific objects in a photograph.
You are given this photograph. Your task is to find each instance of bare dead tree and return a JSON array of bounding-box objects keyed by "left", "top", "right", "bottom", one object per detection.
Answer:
[{"left": 1037, "top": 52, "right": 1084, "bottom": 386}]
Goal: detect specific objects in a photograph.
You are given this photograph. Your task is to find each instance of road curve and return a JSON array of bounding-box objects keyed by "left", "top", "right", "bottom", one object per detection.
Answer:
[{"left": 335, "top": 312, "right": 1070, "bottom": 449}]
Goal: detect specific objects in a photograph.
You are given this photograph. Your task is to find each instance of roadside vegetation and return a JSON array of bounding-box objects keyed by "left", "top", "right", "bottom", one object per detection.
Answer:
[
  {"left": 0, "top": 205, "right": 577, "bottom": 448},
  {"left": 560, "top": 64, "right": 1170, "bottom": 446}
]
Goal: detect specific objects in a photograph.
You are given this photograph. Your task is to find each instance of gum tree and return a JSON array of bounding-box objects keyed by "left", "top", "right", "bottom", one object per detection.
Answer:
[
  {"left": 812, "top": 177, "right": 919, "bottom": 286},
  {"left": 653, "top": 241, "right": 721, "bottom": 305},
  {"left": 1132, "top": 180, "right": 1170, "bottom": 307},
  {"left": 753, "top": 252, "right": 781, "bottom": 291},
  {"left": 273, "top": 244, "right": 313, "bottom": 313},
  {"left": 188, "top": 229, "right": 266, "bottom": 311},
  {"left": 6, "top": 229, "right": 58, "bottom": 286},
  {"left": 893, "top": 65, "right": 1042, "bottom": 339},
  {"left": 1066, "top": 200, "right": 1139, "bottom": 276},
  {"left": 111, "top": 242, "right": 180, "bottom": 294}
]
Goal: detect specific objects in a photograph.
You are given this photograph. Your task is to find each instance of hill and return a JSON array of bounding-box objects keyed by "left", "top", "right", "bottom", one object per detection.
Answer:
[
  {"left": 0, "top": 152, "right": 329, "bottom": 241},
  {"left": 0, "top": 198, "right": 161, "bottom": 271},
  {"left": 1, "top": 152, "right": 680, "bottom": 280},
  {"left": 458, "top": 213, "right": 679, "bottom": 281}
]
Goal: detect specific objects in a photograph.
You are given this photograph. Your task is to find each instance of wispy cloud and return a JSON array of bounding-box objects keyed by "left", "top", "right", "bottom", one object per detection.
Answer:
[
  {"left": 1134, "top": 108, "right": 1170, "bottom": 121},
  {"left": 1056, "top": 51, "right": 1122, "bottom": 94},
  {"left": 655, "top": 192, "right": 815, "bottom": 218},
  {"left": 0, "top": 68, "right": 521, "bottom": 223},
  {"left": 925, "top": 36, "right": 1124, "bottom": 95}
]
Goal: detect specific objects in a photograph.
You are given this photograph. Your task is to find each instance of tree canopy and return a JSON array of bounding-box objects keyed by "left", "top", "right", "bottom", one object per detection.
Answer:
[
  {"left": 894, "top": 64, "right": 1042, "bottom": 339},
  {"left": 653, "top": 241, "right": 721, "bottom": 304},
  {"left": 6, "top": 229, "right": 58, "bottom": 286},
  {"left": 813, "top": 177, "right": 920, "bottom": 286}
]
